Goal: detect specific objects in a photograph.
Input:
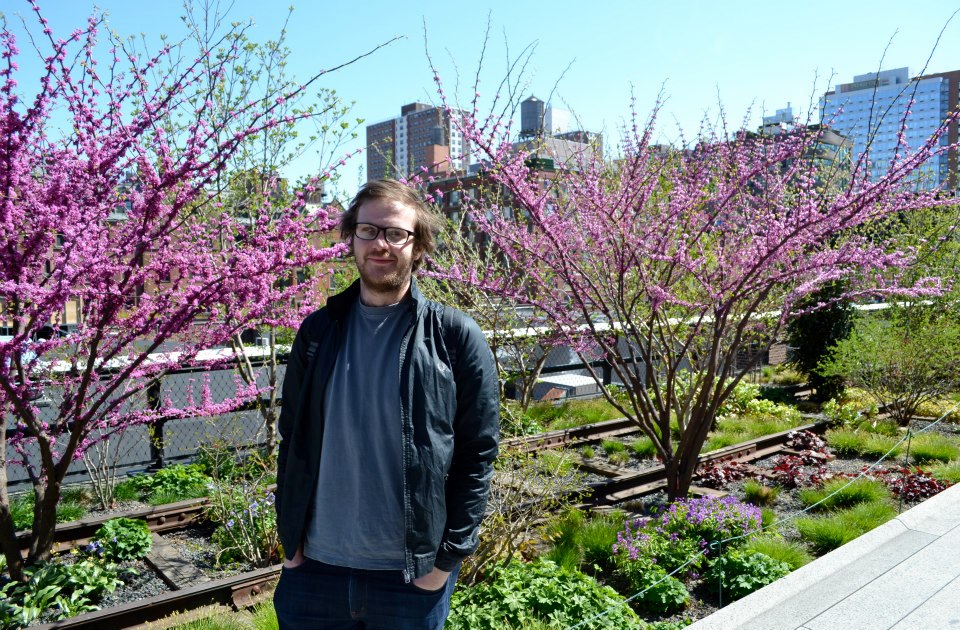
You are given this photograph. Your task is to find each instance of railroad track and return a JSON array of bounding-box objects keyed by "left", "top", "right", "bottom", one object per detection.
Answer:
[
  {"left": 24, "top": 416, "right": 826, "bottom": 629},
  {"left": 582, "top": 419, "right": 826, "bottom": 506}
]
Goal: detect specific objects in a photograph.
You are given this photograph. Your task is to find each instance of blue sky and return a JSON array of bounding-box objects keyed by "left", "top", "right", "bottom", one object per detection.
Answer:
[{"left": 5, "top": 0, "right": 960, "bottom": 193}]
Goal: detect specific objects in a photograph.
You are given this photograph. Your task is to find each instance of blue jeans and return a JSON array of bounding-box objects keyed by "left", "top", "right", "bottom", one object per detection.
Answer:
[{"left": 273, "top": 558, "right": 460, "bottom": 630}]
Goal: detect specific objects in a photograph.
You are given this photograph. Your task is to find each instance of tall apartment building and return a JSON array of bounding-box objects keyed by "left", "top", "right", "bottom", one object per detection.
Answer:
[
  {"left": 820, "top": 68, "right": 960, "bottom": 190},
  {"left": 365, "top": 103, "right": 469, "bottom": 180}
]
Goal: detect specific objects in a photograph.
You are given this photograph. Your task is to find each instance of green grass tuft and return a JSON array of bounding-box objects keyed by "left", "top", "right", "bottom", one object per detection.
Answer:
[
  {"left": 601, "top": 439, "right": 627, "bottom": 455},
  {"left": 60, "top": 485, "right": 92, "bottom": 504},
  {"left": 249, "top": 599, "right": 279, "bottom": 630},
  {"left": 907, "top": 434, "right": 960, "bottom": 465},
  {"left": 825, "top": 429, "right": 902, "bottom": 459},
  {"left": 544, "top": 509, "right": 625, "bottom": 572},
  {"left": 704, "top": 431, "right": 752, "bottom": 452},
  {"left": 113, "top": 479, "right": 141, "bottom": 502},
  {"left": 798, "top": 477, "right": 891, "bottom": 512},
  {"left": 796, "top": 501, "right": 896, "bottom": 554},
  {"left": 743, "top": 479, "right": 780, "bottom": 506},
  {"left": 743, "top": 535, "right": 813, "bottom": 570},
  {"left": 10, "top": 491, "right": 88, "bottom": 529},
  {"left": 926, "top": 461, "right": 960, "bottom": 484},
  {"left": 147, "top": 487, "right": 208, "bottom": 506},
  {"left": 629, "top": 437, "right": 656, "bottom": 458},
  {"left": 608, "top": 451, "right": 631, "bottom": 466},
  {"left": 760, "top": 507, "right": 778, "bottom": 531},
  {"left": 10, "top": 494, "right": 33, "bottom": 531},
  {"left": 526, "top": 398, "right": 622, "bottom": 431}
]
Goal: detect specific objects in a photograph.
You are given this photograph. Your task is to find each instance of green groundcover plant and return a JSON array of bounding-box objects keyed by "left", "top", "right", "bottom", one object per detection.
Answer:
[
  {"left": 130, "top": 464, "right": 212, "bottom": 505},
  {"left": 0, "top": 555, "right": 122, "bottom": 627},
  {"left": 446, "top": 558, "right": 643, "bottom": 630},
  {"left": 92, "top": 518, "right": 152, "bottom": 563},
  {"left": 705, "top": 550, "right": 790, "bottom": 601},
  {"left": 612, "top": 554, "right": 691, "bottom": 616}
]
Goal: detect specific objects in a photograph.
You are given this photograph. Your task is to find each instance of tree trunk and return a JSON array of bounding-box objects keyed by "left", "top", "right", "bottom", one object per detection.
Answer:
[
  {"left": 0, "top": 504, "right": 22, "bottom": 581},
  {"left": 664, "top": 448, "right": 700, "bottom": 500},
  {"left": 262, "top": 328, "right": 279, "bottom": 457},
  {"left": 27, "top": 480, "right": 60, "bottom": 564},
  {"left": 0, "top": 401, "right": 25, "bottom": 580}
]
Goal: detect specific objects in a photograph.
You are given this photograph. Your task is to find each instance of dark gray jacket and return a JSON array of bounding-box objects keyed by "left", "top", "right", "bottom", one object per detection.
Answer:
[{"left": 275, "top": 279, "right": 499, "bottom": 579}]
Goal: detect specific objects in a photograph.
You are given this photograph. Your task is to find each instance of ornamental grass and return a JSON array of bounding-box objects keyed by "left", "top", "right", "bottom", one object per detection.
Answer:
[
  {"left": 796, "top": 501, "right": 897, "bottom": 554},
  {"left": 798, "top": 477, "right": 892, "bottom": 512}
]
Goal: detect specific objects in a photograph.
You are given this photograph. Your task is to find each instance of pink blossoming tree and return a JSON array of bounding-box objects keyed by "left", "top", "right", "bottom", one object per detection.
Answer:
[
  {"left": 0, "top": 3, "right": 353, "bottom": 579},
  {"left": 433, "top": 78, "right": 958, "bottom": 500}
]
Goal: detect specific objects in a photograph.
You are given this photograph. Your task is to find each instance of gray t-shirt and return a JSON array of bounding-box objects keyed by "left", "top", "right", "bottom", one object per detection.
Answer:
[{"left": 304, "top": 299, "right": 410, "bottom": 569}]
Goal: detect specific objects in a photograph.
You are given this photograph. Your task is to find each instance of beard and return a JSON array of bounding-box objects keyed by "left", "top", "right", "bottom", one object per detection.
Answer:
[{"left": 356, "top": 248, "right": 415, "bottom": 297}]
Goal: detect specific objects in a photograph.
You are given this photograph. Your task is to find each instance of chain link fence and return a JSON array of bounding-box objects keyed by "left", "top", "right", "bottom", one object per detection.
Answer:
[{"left": 5, "top": 360, "right": 287, "bottom": 491}]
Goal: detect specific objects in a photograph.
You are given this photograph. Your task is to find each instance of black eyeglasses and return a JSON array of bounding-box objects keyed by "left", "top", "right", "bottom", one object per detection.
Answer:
[{"left": 354, "top": 223, "right": 415, "bottom": 246}]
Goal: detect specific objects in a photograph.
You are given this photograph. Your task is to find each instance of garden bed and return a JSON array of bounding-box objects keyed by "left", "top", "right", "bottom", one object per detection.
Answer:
[{"left": 474, "top": 422, "right": 959, "bottom": 630}]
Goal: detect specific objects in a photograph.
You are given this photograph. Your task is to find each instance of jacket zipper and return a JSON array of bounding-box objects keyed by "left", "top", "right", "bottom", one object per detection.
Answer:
[{"left": 399, "top": 305, "right": 417, "bottom": 582}]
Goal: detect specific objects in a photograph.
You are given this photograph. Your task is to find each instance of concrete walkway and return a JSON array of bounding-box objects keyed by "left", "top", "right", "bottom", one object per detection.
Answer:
[{"left": 689, "top": 481, "right": 960, "bottom": 630}]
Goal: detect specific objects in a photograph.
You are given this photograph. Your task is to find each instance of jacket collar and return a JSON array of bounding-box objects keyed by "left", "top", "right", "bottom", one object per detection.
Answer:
[{"left": 327, "top": 276, "right": 425, "bottom": 322}]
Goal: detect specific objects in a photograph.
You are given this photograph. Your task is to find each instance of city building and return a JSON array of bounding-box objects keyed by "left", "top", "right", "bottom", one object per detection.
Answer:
[
  {"left": 760, "top": 104, "right": 853, "bottom": 177},
  {"left": 820, "top": 68, "right": 960, "bottom": 190},
  {"left": 365, "top": 103, "right": 469, "bottom": 180}
]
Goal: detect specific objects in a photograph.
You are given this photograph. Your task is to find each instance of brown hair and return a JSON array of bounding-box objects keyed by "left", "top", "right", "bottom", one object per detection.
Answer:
[{"left": 340, "top": 179, "right": 444, "bottom": 270}]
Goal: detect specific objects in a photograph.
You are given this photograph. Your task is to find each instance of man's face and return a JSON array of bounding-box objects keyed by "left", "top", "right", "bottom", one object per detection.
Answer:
[{"left": 353, "top": 197, "right": 421, "bottom": 306}]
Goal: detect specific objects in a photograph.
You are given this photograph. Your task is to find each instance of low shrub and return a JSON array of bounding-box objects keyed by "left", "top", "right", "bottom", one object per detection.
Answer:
[
  {"left": 821, "top": 399, "right": 863, "bottom": 427},
  {"left": 765, "top": 366, "right": 805, "bottom": 386},
  {"left": 608, "top": 450, "right": 631, "bottom": 466},
  {"left": 195, "top": 444, "right": 277, "bottom": 486},
  {"left": 796, "top": 501, "right": 896, "bottom": 554},
  {"left": 538, "top": 450, "right": 577, "bottom": 476},
  {"left": 613, "top": 556, "right": 690, "bottom": 616},
  {"left": 131, "top": 464, "right": 211, "bottom": 503},
  {"left": 907, "top": 434, "right": 960, "bottom": 465},
  {"left": 869, "top": 466, "right": 949, "bottom": 501},
  {"left": 696, "top": 462, "right": 752, "bottom": 490},
  {"left": 653, "top": 496, "right": 762, "bottom": 546},
  {"left": 770, "top": 455, "right": 828, "bottom": 489},
  {"left": 581, "top": 445, "right": 596, "bottom": 459},
  {"left": 94, "top": 517, "right": 152, "bottom": 562},
  {"left": 207, "top": 484, "right": 279, "bottom": 567},
  {"left": 705, "top": 550, "right": 790, "bottom": 601},
  {"left": 785, "top": 430, "right": 828, "bottom": 453},
  {"left": 743, "top": 480, "right": 779, "bottom": 506},
  {"left": 798, "top": 477, "right": 891, "bottom": 512},
  {"left": 613, "top": 524, "right": 705, "bottom": 575},
  {"left": 446, "top": 558, "right": 643, "bottom": 630},
  {"left": 915, "top": 399, "right": 960, "bottom": 422},
  {"left": 743, "top": 535, "right": 814, "bottom": 570}
]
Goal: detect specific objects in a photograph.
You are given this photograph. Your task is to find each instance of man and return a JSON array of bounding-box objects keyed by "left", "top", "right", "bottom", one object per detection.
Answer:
[{"left": 273, "top": 179, "right": 499, "bottom": 629}]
